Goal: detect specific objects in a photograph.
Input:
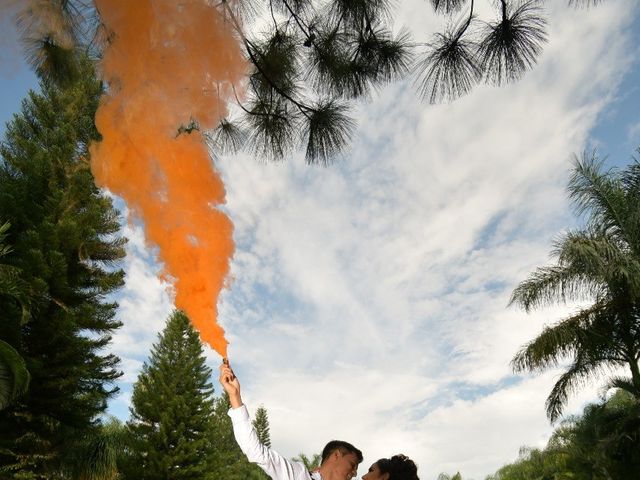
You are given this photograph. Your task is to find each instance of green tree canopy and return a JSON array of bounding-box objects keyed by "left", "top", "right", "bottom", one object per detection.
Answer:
[
  {"left": 510, "top": 151, "right": 640, "bottom": 422},
  {"left": 0, "top": 56, "right": 126, "bottom": 477},
  {"left": 485, "top": 390, "right": 640, "bottom": 480},
  {"left": 125, "top": 310, "right": 217, "bottom": 480},
  {"left": 10, "top": 0, "right": 605, "bottom": 164}
]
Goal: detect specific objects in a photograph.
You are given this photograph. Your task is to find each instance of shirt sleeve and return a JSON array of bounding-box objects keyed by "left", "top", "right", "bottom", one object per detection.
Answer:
[{"left": 228, "top": 405, "right": 311, "bottom": 480}]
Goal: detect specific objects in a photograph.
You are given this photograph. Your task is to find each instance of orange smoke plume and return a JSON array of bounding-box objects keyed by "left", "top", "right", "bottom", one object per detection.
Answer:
[{"left": 90, "top": 0, "right": 246, "bottom": 357}]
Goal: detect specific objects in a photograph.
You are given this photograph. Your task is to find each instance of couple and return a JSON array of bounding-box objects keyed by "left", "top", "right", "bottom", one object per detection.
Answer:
[{"left": 220, "top": 362, "right": 420, "bottom": 480}]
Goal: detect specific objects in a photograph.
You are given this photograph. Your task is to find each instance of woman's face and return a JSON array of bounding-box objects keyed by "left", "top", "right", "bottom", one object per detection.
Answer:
[{"left": 362, "top": 463, "right": 389, "bottom": 480}]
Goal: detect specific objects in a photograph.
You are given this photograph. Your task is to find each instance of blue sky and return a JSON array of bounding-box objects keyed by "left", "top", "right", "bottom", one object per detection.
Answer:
[{"left": 2, "top": 2, "right": 640, "bottom": 479}]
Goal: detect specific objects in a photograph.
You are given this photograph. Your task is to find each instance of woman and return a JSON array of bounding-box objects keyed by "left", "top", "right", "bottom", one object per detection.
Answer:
[{"left": 362, "top": 454, "right": 419, "bottom": 480}]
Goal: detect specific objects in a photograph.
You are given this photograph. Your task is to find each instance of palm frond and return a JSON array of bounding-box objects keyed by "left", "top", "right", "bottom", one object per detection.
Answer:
[
  {"left": 546, "top": 355, "right": 606, "bottom": 422},
  {"left": 415, "top": 20, "right": 480, "bottom": 103},
  {"left": 302, "top": 100, "right": 355, "bottom": 165},
  {"left": 603, "top": 376, "right": 640, "bottom": 397},
  {"left": 0, "top": 339, "right": 31, "bottom": 410},
  {"left": 511, "top": 299, "right": 624, "bottom": 374},
  {"left": 621, "top": 156, "right": 640, "bottom": 200},
  {"left": 0, "top": 221, "right": 12, "bottom": 257},
  {"left": 509, "top": 263, "right": 601, "bottom": 312},
  {"left": 553, "top": 230, "right": 640, "bottom": 297},
  {"left": 68, "top": 417, "right": 126, "bottom": 480},
  {"left": 0, "top": 221, "right": 31, "bottom": 324},
  {"left": 569, "top": 151, "right": 627, "bottom": 234},
  {"left": 511, "top": 312, "right": 590, "bottom": 373},
  {"left": 568, "top": 0, "right": 604, "bottom": 7},
  {"left": 477, "top": 0, "right": 547, "bottom": 86}
]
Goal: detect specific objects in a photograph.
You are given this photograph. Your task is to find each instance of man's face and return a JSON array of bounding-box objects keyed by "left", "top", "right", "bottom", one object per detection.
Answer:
[{"left": 331, "top": 451, "right": 360, "bottom": 480}]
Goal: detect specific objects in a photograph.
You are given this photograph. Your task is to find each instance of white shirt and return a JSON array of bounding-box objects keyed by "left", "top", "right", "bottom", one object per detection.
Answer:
[{"left": 228, "top": 405, "right": 322, "bottom": 480}]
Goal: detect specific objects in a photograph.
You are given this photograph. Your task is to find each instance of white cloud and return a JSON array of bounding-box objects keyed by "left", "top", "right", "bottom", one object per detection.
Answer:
[
  {"left": 103, "top": 1, "right": 638, "bottom": 479},
  {"left": 628, "top": 121, "right": 640, "bottom": 145}
]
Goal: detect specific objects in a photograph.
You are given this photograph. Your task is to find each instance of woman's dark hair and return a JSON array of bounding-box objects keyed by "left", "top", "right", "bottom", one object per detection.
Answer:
[{"left": 377, "top": 454, "right": 419, "bottom": 480}]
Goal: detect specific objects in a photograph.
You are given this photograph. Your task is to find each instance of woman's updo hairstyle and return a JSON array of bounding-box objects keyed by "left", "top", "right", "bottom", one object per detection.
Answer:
[{"left": 376, "top": 454, "right": 419, "bottom": 480}]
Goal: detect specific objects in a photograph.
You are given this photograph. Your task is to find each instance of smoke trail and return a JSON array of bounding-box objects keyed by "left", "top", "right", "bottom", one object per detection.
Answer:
[{"left": 90, "top": 0, "right": 246, "bottom": 356}]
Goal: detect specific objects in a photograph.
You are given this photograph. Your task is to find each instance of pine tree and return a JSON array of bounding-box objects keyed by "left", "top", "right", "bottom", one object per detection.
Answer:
[
  {"left": 208, "top": 393, "right": 269, "bottom": 480},
  {"left": 11, "top": 0, "right": 604, "bottom": 164},
  {"left": 252, "top": 405, "right": 271, "bottom": 448},
  {"left": 125, "top": 310, "right": 216, "bottom": 480},
  {"left": 0, "top": 56, "right": 126, "bottom": 478}
]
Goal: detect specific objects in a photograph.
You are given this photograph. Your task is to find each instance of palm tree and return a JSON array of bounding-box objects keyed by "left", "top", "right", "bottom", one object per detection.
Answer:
[
  {"left": 510, "top": 151, "right": 640, "bottom": 422},
  {"left": 68, "top": 418, "right": 126, "bottom": 480},
  {"left": 292, "top": 452, "right": 321, "bottom": 472},
  {"left": 0, "top": 340, "right": 30, "bottom": 411},
  {"left": 0, "top": 221, "right": 30, "bottom": 323},
  {"left": 437, "top": 473, "right": 463, "bottom": 480},
  {"left": 0, "top": 221, "right": 31, "bottom": 410}
]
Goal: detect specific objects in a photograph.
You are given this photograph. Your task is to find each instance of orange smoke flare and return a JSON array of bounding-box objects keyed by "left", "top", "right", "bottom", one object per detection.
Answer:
[{"left": 90, "top": 0, "right": 246, "bottom": 357}]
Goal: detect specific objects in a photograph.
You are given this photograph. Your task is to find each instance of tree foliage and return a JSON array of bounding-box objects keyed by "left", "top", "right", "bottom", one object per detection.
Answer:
[
  {"left": 10, "top": 0, "right": 606, "bottom": 164},
  {"left": 125, "top": 310, "right": 217, "bottom": 480},
  {"left": 485, "top": 390, "right": 640, "bottom": 480},
  {"left": 0, "top": 223, "right": 31, "bottom": 411},
  {"left": 0, "top": 55, "right": 126, "bottom": 478},
  {"left": 208, "top": 393, "right": 270, "bottom": 480},
  {"left": 510, "top": 151, "right": 640, "bottom": 422},
  {"left": 0, "top": 339, "right": 30, "bottom": 411},
  {"left": 252, "top": 405, "right": 272, "bottom": 448},
  {"left": 0, "top": 221, "right": 30, "bottom": 323},
  {"left": 65, "top": 417, "right": 127, "bottom": 480},
  {"left": 437, "top": 473, "right": 463, "bottom": 480},
  {"left": 292, "top": 452, "right": 321, "bottom": 471},
  {"left": 122, "top": 311, "right": 272, "bottom": 480}
]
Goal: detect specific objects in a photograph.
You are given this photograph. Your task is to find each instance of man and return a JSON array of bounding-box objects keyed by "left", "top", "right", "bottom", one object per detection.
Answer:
[{"left": 219, "top": 362, "right": 363, "bottom": 480}]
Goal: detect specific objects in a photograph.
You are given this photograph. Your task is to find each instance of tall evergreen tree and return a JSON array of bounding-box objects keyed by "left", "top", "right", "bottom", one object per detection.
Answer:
[
  {"left": 252, "top": 405, "right": 271, "bottom": 448},
  {"left": 0, "top": 56, "right": 126, "bottom": 478},
  {"left": 125, "top": 310, "right": 216, "bottom": 480}
]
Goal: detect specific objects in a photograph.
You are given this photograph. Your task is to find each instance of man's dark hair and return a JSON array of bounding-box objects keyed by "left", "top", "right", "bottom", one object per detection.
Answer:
[{"left": 320, "top": 440, "right": 363, "bottom": 465}]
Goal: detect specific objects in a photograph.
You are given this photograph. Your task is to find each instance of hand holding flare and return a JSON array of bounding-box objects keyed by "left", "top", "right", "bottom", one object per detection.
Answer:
[{"left": 220, "top": 360, "right": 242, "bottom": 409}]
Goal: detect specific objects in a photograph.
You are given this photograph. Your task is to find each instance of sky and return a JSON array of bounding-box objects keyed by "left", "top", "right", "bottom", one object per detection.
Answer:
[{"left": 2, "top": 2, "right": 640, "bottom": 479}]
